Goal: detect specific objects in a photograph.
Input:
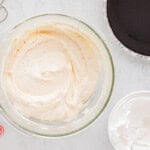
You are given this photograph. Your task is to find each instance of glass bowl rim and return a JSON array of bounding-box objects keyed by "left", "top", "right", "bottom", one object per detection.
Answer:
[{"left": 0, "top": 13, "right": 115, "bottom": 138}]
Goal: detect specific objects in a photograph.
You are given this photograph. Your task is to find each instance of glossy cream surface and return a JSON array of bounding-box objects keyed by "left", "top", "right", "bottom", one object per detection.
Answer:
[{"left": 3, "top": 23, "right": 100, "bottom": 122}]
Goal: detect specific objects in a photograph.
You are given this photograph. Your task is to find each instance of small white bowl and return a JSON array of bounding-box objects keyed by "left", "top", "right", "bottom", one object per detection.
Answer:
[{"left": 108, "top": 91, "right": 150, "bottom": 150}]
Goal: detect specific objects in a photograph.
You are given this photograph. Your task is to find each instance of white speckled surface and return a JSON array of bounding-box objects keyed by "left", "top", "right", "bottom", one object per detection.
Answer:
[{"left": 0, "top": 0, "right": 150, "bottom": 149}]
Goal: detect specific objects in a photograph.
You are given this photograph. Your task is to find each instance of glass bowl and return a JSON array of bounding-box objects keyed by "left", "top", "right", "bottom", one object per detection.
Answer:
[
  {"left": 108, "top": 91, "right": 150, "bottom": 150},
  {"left": 0, "top": 14, "right": 114, "bottom": 137}
]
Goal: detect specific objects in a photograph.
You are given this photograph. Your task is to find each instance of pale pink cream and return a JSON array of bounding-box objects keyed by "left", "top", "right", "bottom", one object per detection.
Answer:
[{"left": 4, "top": 24, "right": 100, "bottom": 122}]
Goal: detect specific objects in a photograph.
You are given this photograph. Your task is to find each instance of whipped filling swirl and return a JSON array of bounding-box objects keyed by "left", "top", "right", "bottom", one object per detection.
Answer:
[{"left": 4, "top": 24, "right": 100, "bottom": 122}]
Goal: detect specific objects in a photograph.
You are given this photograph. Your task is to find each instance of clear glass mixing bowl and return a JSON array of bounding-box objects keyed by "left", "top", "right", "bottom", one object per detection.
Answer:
[{"left": 0, "top": 14, "right": 114, "bottom": 137}]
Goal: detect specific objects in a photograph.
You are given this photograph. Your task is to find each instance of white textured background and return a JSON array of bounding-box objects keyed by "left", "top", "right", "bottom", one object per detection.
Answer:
[{"left": 0, "top": 0, "right": 150, "bottom": 149}]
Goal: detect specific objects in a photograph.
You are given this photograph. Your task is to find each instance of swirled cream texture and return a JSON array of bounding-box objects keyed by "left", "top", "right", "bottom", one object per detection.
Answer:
[{"left": 4, "top": 24, "right": 100, "bottom": 122}]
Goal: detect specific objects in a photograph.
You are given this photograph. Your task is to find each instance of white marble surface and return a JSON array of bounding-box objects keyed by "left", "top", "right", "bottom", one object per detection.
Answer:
[{"left": 0, "top": 0, "right": 150, "bottom": 149}]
